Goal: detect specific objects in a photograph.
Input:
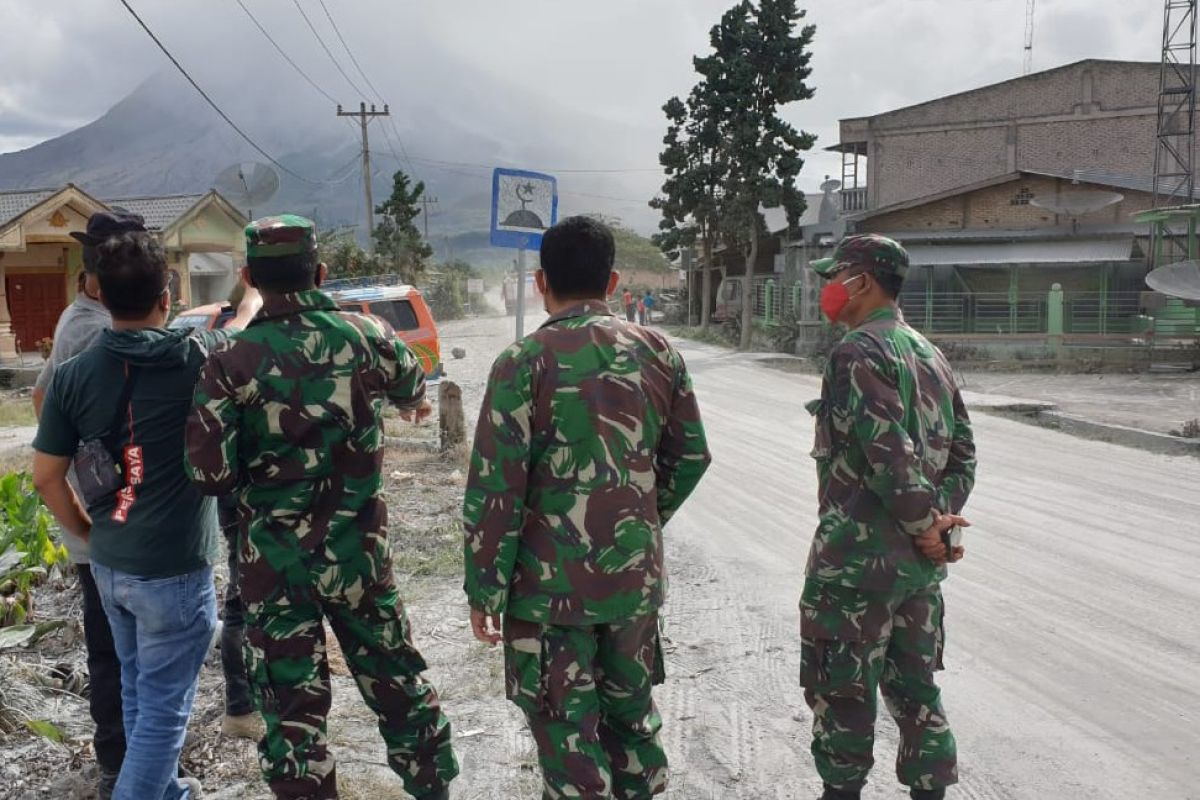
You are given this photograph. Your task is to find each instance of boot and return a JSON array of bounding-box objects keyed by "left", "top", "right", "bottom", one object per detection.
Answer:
[
  {"left": 819, "top": 785, "right": 861, "bottom": 800},
  {"left": 97, "top": 769, "right": 118, "bottom": 800},
  {"left": 220, "top": 711, "right": 265, "bottom": 740},
  {"left": 416, "top": 788, "right": 449, "bottom": 800},
  {"left": 911, "top": 789, "right": 946, "bottom": 800}
]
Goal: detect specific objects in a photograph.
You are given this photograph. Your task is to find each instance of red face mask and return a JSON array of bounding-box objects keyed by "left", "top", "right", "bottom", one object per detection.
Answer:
[{"left": 820, "top": 273, "right": 866, "bottom": 323}]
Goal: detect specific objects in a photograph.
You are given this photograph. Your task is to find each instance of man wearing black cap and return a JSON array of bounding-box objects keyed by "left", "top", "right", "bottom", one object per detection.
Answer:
[{"left": 32, "top": 208, "right": 146, "bottom": 798}]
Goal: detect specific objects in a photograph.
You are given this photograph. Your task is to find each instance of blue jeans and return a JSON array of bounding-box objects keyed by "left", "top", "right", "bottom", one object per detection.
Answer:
[{"left": 92, "top": 564, "right": 216, "bottom": 800}]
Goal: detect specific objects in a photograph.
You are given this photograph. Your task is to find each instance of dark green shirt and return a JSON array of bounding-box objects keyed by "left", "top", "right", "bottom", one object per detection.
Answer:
[{"left": 34, "top": 327, "right": 228, "bottom": 577}]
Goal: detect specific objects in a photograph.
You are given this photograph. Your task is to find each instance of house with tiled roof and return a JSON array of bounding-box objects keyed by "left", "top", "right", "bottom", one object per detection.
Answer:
[{"left": 0, "top": 185, "right": 245, "bottom": 356}]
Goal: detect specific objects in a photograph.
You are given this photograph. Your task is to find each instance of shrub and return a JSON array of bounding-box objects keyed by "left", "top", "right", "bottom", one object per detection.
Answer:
[{"left": 0, "top": 473, "right": 67, "bottom": 628}]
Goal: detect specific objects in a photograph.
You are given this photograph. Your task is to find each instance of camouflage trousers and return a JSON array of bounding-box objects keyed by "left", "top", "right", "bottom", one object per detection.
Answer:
[
  {"left": 799, "top": 579, "right": 957, "bottom": 793},
  {"left": 504, "top": 613, "right": 667, "bottom": 800},
  {"left": 238, "top": 523, "right": 459, "bottom": 799}
]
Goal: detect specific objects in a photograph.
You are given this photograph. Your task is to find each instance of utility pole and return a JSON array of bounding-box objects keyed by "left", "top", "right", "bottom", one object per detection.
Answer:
[
  {"left": 1023, "top": 0, "right": 1036, "bottom": 75},
  {"left": 420, "top": 195, "right": 439, "bottom": 241},
  {"left": 337, "top": 102, "right": 390, "bottom": 250}
]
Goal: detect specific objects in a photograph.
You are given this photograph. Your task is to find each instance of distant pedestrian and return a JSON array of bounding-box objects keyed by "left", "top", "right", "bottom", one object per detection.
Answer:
[
  {"left": 464, "top": 216, "right": 712, "bottom": 799},
  {"left": 33, "top": 230, "right": 262, "bottom": 800},
  {"left": 186, "top": 215, "right": 458, "bottom": 800},
  {"left": 622, "top": 287, "right": 635, "bottom": 321},
  {"left": 643, "top": 290, "right": 657, "bottom": 325},
  {"left": 802, "top": 234, "right": 975, "bottom": 800},
  {"left": 31, "top": 209, "right": 144, "bottom": 800},
  {"left": 637, "top": 294, "right": 647, "bottom": 325}
]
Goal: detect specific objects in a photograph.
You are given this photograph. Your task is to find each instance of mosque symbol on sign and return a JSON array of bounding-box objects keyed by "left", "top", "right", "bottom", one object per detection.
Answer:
[{"left": 502, "top": 182, "right": 546, "bottom": 230}]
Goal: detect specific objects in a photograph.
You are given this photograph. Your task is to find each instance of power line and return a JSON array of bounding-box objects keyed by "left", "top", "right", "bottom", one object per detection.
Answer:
[
  {"left": 118, "top": 0, "right": 325, "bottom": 185},
  {"left": 291, "top": 0, "right": 369, "bottom": 100},
  {"left": 314, "top": 0, "right": 419, "bottom": 178},
  {"left": 233, "top": 0, "right": 339, "bottom": 106},
  {"left": 318, "top": 0, "right": 386, "bottom": 104}
]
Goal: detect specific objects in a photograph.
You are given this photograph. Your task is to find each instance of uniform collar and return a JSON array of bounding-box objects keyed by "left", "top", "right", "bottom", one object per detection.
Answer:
[
  {"left": 256, "top": 289, "right": 339, "bottom": 322},
  {"left": 540, "top": 299, "right": 614, "bottom": 328},
  {"left": 856, "top": 305, "right": 901, "bottom": 327}
]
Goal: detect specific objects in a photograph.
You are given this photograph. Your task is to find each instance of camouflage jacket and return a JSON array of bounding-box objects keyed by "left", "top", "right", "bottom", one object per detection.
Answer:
[
  {"left": 806, "top": 307, "right": 975, "bottom": 591},
  {"left": 463, "top": 300, "right": 711, "bottom": 625},
  {"left": 185, "top": 290, "right": 425, "bottom": 546}
]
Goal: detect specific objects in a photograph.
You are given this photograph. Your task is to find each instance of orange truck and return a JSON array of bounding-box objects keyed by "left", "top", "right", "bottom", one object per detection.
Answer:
[{"left": 170, "top": 283, "right": 443, "bottom": 378}]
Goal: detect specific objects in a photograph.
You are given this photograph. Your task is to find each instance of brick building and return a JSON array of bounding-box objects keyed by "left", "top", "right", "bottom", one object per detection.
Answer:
[{"left": 831, "top": 60, "right": 1162, "bottom": 214}]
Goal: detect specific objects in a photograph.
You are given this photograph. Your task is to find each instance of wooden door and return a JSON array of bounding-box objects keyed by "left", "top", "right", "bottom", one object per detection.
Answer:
[{"left": 7, "top": 273, "right": 66, "bottom": 351}]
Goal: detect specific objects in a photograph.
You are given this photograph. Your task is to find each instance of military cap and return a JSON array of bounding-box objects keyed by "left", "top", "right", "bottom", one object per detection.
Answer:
[
  {"left": 245, "top": 214, "right": 318, "bottom": 259},
  {"left": 810, "top": 233, "right": 909, "bottom": 279}
]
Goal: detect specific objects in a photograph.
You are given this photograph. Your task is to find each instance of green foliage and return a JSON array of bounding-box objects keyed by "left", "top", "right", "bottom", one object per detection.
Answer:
[
  {"left": 374, "top": 170, "right": 433, "bottom": 283},
  {"left": 318, "top": 227, "right": 385, "bottom": 280},
  {"left": 24, "top": 719, "right": 65, "bottom": 744},
  {"left": 585, "top": 215, "right": 672, "bottom": 274},
  {"left": 656, "top": 0, "right": 817, "bottom": 348},
  {"left": 422, "top": 260, "right": 482, "bottom": 322},
  {"left": 0, "top": 473, "right": 67, "bottom": 628}
]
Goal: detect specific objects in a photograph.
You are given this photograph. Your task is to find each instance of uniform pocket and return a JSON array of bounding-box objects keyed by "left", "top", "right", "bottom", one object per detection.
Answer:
[
  {"left": 807, "top": 399, "right": 832, "bottom": 460},
  {"left": 798, "top": 582, "right": 872, "bottom": 698},
  {"left": 502, "top": 617, "right": 545, "bottom": 716}
]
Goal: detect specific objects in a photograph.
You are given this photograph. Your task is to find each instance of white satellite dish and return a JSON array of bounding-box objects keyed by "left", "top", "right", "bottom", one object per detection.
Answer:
[
  {"left": 1030, "top": 190, "right": 1124, "bottom": 218},
  {"left": 1146, "top": 259, "right": 1200, "bottom": 302},
  {"left": 213, "top": 162, "right": 280, "bottom": 220}
]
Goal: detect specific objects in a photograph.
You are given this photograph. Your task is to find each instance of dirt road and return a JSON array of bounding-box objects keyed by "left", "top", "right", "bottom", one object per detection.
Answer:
[{"left": 655, "top": 339, "right": 1200, "bottom": 800}]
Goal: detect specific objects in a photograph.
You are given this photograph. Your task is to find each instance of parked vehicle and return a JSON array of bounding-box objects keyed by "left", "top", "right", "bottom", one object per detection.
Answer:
[
  {"left": 169, "top": 282, "right": 443, "bottom": 378},
  {"left": 501, "top": 272, "right": 542, "bottom": 316}
]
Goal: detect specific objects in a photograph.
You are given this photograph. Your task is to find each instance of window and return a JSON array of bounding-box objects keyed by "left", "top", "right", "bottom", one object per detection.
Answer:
[
  {"left": 1011, "top": 187, "right": 1034, "bottom": 206},
  {"left": 358, "top": 300, "right": 420, "bottom": 331}
]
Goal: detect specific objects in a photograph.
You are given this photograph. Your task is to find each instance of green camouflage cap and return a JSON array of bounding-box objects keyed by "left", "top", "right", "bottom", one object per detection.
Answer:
[
  {"left": 245, "top": 214, "right": 318, "bottom": 259},
  {"left": 810, "top": 233, "right": 909, "bottom": 279}
]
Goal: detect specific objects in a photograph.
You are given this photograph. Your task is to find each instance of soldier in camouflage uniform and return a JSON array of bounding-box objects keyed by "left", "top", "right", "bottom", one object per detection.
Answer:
[
  {"left": 464, "top": 216, "right": 712, "bottom": 800},
  {"left": 184, "top": 216, "right": 458, "bottom": 800},
  {"left": 802, "top": 234, "right": 976, "bottom": 800}
]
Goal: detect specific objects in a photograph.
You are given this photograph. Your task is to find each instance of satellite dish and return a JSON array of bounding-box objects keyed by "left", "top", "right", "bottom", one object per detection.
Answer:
[
  {"left": 213, "top": 162, "right": 280, "bottom": 220},
  {"left": 1146, "top": 259, "right": 1200, "bottom": 302},
  {"left": 1030, "top": 190, "right": 1124, "bottom": 218}
]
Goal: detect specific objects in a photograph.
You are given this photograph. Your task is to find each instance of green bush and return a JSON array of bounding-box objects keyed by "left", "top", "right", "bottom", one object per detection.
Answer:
[
  {"left": 0, "top": 473, "right": 66, "bottom": 627},
  {"left": 426, "top": 278, "right": 465, "bottom": 322}
]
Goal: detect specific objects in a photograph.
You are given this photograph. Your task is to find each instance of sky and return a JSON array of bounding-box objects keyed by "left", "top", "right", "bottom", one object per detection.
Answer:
[{"left": 0, "top": 0, "right": 1164, "bottom": 193}]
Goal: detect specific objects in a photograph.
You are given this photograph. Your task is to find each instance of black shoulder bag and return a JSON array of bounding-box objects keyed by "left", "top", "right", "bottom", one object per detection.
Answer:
[{"left": 73, "top": 364, "right": 140, "bottom": 507}]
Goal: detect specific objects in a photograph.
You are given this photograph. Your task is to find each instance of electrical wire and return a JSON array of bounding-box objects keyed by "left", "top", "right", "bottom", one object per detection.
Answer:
[
  {"left": 233, "top": 0, "right": 339, "bottom": 106},
  {"left": 117, "top": 0, "right": 326, "bottom": 185},
  {"left": 315, "top": 0, "right": 419, "bottom": 178},
  {"left": 290, "top": 0, "right": 369, "bottom": 100}
]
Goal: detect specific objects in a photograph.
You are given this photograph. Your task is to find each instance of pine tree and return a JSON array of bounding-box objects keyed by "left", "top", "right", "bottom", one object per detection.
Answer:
[
  {"left": 373, "top": 170, "right": 432, "bottom": 282},
  {"left": 698, "top": 0, "right": 816, "bottom": 350},
  {"left": 651, "top": 85, "right": 729, "bottom": 329}
]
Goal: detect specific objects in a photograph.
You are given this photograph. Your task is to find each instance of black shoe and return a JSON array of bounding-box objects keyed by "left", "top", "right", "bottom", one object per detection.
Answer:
[
  {"left": 416, "top": 788, "right": 449, "bottom": 800},
  {"left": 97, "top": 770, "right": 118, "bottom": 800},
  {"left": 911, "top": 789, "right": 946, "bottom": 800},
  {"left": 819, "top": 785, "right": 861, "bottom": 800}
]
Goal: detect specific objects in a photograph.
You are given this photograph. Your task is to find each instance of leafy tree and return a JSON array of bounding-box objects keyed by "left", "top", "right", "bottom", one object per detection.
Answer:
[
  {"left": 651, "top": 83, "right": 728, "bottom": 329},
  {"left": 697, "top": 0, "right": 816, "bottom": 349},
  {"left": 318, "top": 226, "right": 383, "bottom": 279},
  {"left": 586, "top": 214, "right": 672, "bottom": 274},
  {"left": 374, "top": 170, "right": 432, "bottom": 282}
]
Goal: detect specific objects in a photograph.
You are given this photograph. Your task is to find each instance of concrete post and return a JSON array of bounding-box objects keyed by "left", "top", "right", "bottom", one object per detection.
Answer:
[
  {"left": 438, "top": 381, "right": 465, "bottom": 452},
  {"left": 1048, "top": 283, "right": 1064, "bottom": 357}
]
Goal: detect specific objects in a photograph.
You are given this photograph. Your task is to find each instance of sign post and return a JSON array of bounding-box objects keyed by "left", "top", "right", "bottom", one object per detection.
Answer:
[{"left": 490, "top": 168, "right": 558, "bottom": 341}]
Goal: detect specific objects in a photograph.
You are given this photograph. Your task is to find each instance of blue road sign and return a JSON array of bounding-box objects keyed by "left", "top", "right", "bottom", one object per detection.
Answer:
[{"left": 490, "top": 168, "right": 558, "bottom": 250}]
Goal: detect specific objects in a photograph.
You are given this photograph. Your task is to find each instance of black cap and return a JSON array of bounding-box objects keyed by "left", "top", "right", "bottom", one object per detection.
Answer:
[{"left": 70, "top": 208, "right": 147, "bottom": 249}]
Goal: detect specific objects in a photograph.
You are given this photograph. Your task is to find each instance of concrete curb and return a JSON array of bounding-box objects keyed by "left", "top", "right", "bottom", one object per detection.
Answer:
[{"left": 1034, "top": 412, "right": 1200, "bottom": 457}]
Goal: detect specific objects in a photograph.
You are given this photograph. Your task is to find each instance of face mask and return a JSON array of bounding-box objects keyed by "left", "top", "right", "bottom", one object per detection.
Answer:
[{"left": 820, "top": 273, "right": 866, "bottom": 324}]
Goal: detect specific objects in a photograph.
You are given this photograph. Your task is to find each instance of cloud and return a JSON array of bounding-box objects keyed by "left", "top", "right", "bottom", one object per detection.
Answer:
[{"left": 0, "top": 0, "right": 1167, "bottom": 196}]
